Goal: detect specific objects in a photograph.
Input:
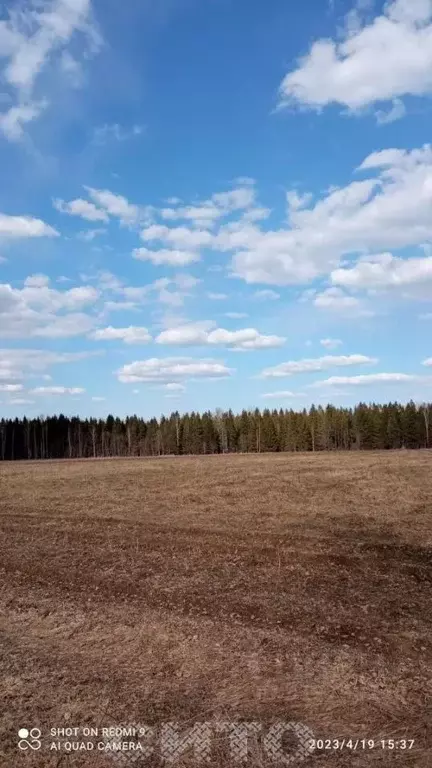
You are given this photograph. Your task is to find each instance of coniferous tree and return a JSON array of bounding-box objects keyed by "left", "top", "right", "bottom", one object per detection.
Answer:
[{"left": 1, "top": 401, "right": 431, "bottom": 461}]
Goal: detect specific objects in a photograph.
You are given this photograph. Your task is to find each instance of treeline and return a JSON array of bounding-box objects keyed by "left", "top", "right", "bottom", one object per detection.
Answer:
[{"left": 0, "top": 402, "right": 431, "bottom": 461}]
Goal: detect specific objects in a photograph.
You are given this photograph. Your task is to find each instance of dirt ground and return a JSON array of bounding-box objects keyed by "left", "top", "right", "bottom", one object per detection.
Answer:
[{"left": 0, "top": 451, "right": 431, "bottom": 767}]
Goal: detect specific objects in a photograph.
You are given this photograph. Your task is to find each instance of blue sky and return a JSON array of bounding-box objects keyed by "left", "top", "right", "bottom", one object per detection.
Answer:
[{"left": 1, "top": 0, "right": 432, "bottom": 419}]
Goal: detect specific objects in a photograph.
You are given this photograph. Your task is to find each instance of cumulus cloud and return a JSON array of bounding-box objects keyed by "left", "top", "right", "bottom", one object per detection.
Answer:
[
  {"left": 159, "top": 185, "right": 256, "bottom": 228},
  {"left": 114, "top": 273, "right": 199, "bottom": 312},
  {"left": 422, "top": 357, "right": 432, "bottom": 366},
  {"left": 156, "top": 324, "right": 285, "bottom": 350},
  {"left": 117, "top": 357, "right": 233, "bottom": 383},
  {"left": 32, "top": 313, "right": 95, "bottom": 338},
  {"left": 90, "top": 326, "right": 152, "bottom": 344},
  {"left": 331, "top": 252, "right": 432, "bottom": 288},
  {"left": 0, "top": 213, "right": 58, "bottom": 238},
  {"left": 223, "top": 146, "right": 432, "bottom": 284},
  {"left": 320, "top": 338, "right": 343, "bottom": 349},
  {"left": 279, "top": 0, "right": 432, "bottom": 120},
  {"left": 133, "top": 247, "right": 199, "bottom": 266},
  {"left": 141, "top": 224, "right": 214, "bottom": 250},
  {"left": 24, "top": 274, "right": 51, "bottom": 288},
  {"left": 260, "top": 354, "right": 377, "bottom": 378},
  {"left": 313, "top": 287, "right": 373, "bottom": 315},
  {"left": 53, "top": 197, "right": 108, "bottom": 222},
  {"left": 163, "top": 382, "right": 185, "bottom": 392},
  {"left": 0, "top": 279, "right": 99, "bottom": 338},
  {"left": 54, "top": 187, "right": 147, "bottom": 226},
  {"left": 85, "top": 187, "right": 140, "bottom": 225}
]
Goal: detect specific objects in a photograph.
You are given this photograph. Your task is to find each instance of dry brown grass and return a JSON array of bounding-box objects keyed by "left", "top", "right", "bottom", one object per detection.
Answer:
[{"left": 0, "top": 451, "right": 431, "bottom": 767}]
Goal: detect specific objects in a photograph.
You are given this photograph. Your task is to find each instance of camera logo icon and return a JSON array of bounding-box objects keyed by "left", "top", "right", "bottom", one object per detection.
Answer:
[{"left": 18, "top": 728, "right": 42, "bottom": 751}]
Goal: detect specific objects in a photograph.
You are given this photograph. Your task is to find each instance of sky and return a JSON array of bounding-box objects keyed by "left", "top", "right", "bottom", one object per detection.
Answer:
[{"left": 1, "top": 0, "right": 432, "bottom": 419}]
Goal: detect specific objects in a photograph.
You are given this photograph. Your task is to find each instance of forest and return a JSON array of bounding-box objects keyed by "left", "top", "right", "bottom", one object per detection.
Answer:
[{"left": 0, "top": 401, "right": 431, "bottom": 460}]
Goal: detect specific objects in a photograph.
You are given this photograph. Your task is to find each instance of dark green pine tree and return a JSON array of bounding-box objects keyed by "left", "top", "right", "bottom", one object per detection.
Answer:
[{"left": 402, "top": 401, "right": 423, "bottom": 448}]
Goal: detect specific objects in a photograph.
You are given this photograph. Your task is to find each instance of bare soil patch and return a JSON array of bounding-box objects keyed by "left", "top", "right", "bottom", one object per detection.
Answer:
[{"left": 0, "top": 452, "right": 431, "bottom": 766}]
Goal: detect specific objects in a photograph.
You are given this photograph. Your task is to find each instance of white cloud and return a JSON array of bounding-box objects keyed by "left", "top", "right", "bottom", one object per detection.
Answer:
[
  {"left": 90, "top": 326, "right": 152, "bottom": 344},
  {"left": 209, "top": 328, "right": 285, "bottom": 350},
  {"left": 0, "top": 0, "right": 101, "bottom": 140},
  {"left": 77, "top": 228, "right": 106, "bottom": 241},
  {"left": 208, "top": 152, "right": 432, "bottom": 287},
  {"left": 0, "top": 383, "right": 23, "bottom": 392},
  {"left": 0, "top": 100, "right": 46, "bottom": 140},
  {"left": 422, "top": 357, "right": 432, "bottom": 366},
  {"left": 31, "top": 313, "right": 95, "bottom": 338},
  {"left": 158, "top": 288, "right": 186, "bottom": 307},
  {"left": 253, "top": 289, "right": 280, "bottom": 301},
  {"left": 133, "top": 247, "right": 199, "bottom": 266},
  {"left": 311, "top": 373, "right": 420, "bottom": 386},
  {"left": 225, "top": 312, "right": 248, "bottom": 319},
  {"left": 0, "top": 212, "right": 58, "bottom": 238},
  {"left": 279, "top": 0, "right": 432, "bottom": 119},
  {"left": 376, "top": 98, "right": 407, "bottom": 125},
  {"left": 91, "top": 396, "right": 106, "bottom": 401},
  {"left": 55, "top": 188, "right": 152, "bottom": 227},
  {"left": 141, "top": 224, "right": 214, "bottom": 250},
  {"left": 163, "top": 382, "right": 185, "bottom": 392},
  {"left": 114, "top": 274, "right": 198, "bottom": 312},
  {"left": 19, "top": 282, "right": 99, "bottom": 311},
  {"left": 60, "top": 50, "right": 83, "bottom": 86},
  {"left": 156, "top": 325, "right": 208, "bottom": 346},
  {"left": 172, "top": 273, "right": 200, "bottom": 291},
  {"left": 228, "top": 144, "right": 432, "bottom": 285},
  {"left": 0, "top": 348, "right": 98, "bottom": 380},
  {"left": 161, "top": 203, "right": 220, "bottom": 227},
  {"left": 261, "top": 390, "right": 305, "bottom": 399},
  {"left": 332, "top": 252, "right": 432, "bottom": 288},
  {"left": 261, "top": 354, "right": 377, "bottom": 378},
  {"left": 159, "top": 185, "right": 255, "bottom": 228},
  {"left": 241, "top": 207, "right": 271, "bottom": 223},
  {"left": 93, "top": 123, "right": 143, "bottom": 145},
  {"left": 94, "top": 270, "right": 125, "bottom": 292},
  {"left": 320, "top": 338, "right": 343, "bottom": 349},
  {"left": 53, "top": 197, "right": 108, "bottom": 222},
  {"left": 117, "top": 357, "right": 233, "bottom": 383},
  {"left": 0, "top": 280, "right": 98, "bottom": 338},
  {"left": 313, "top": 287, "right": 374, "bottom": 315},
  {"left": 207, "top": 292, "right": 228, "bottom": 300},
  {"left": 156, "top": 324, "right": 285, "bottom": 350},
  {"left": 103, "top": 300, "right": 139, "bottom": 313},
  {"left": 86, "top": 187, "right": 140, "bottom": 225},
  {"left": 24, "top": 274, "right": 51, "bottom": 288},
  {"left": 30, "top": 386, "right": 85, "bottom": 395},
  {"left": 287, "top": 190, "right": 313, "bottom": 215}
]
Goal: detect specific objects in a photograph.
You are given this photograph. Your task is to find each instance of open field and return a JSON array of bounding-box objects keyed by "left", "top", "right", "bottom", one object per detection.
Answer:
[{"left": 0, "top": 451, "right": 431, "bottom": 767}]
